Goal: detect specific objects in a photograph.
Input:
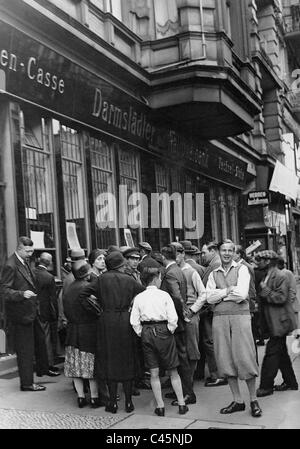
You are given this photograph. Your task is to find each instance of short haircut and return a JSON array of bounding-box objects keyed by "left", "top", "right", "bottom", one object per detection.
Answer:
[
  {"left": 217, "top": 239, "right": 235, "bottom": 250},
  {"left": 277, "top": 257, "right": 285, "bottom": 269},
  {"left": 18, "top": 236, "right": 33, "bottom": 247},
  {"left": 161, "top": 245, "right": 176, "bottom": 261},
  {"left": 235, "top": 245, "right": 246, "bottom": 260},
  {"left": 205, "top": 241, "right": 218, "bottom": 251},
  {"left": 39, "top": 252, "right": 52, "bottom": 267},
  {"left": 141, "top": 268, "right": 161, "bottom": 286}
]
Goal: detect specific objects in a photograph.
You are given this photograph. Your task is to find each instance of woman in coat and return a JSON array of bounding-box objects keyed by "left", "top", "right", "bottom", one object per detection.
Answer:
[
  {"left": 79, "top": 251, "right": 144, "bottom": 413},
  {"left": 63, "top": 260, "right": 101, "bottom": 408}
]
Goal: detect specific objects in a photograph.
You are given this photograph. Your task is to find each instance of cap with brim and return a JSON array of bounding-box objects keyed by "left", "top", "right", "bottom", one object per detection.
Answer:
[
  {"left": 72, "top": 260, "right": 91, "bottom": 280},
  {"left": 138, "top": 242, "right": 152, "bottom": 251},
  {"left": 170, "top": 242, "right": 184, "bottom": 252},
  {"left": 123, "top": 247, "right": 141, "bottom": 258},
  {"left": 190, "top": 245, "right": 201, "bottom": 255},
  {"left": 256, "top": 250, "right": 278, "bottom": 260}
]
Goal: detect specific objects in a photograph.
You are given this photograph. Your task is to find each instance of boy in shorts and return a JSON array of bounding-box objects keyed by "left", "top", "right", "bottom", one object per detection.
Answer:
[{"left": 130, "top": 258, "right": 189, "bottom": 416}]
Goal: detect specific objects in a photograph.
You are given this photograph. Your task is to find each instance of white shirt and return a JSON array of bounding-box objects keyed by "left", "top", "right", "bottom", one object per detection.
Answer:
[
  {"left": 181, "top": 263, "right": 207, "bottom": 313},
  {"left": 130, "top": 286, "right": 178, "bottom": 337},
  {"left": 206, "top": 260, "right": 250, "bottom": 304}
]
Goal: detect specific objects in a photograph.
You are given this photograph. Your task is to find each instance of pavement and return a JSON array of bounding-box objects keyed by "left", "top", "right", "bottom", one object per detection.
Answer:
[{"left": 0, "top": 337, "right": 299, "bottom": 430}]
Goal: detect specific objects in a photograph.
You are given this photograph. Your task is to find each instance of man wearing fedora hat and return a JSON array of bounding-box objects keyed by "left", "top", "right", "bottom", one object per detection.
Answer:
[
  {"left": 179, "top": 241, "right": 205, "bottom": 278},
  {"left": 255, "top": 250, "right": 298, "bottom": 397}
]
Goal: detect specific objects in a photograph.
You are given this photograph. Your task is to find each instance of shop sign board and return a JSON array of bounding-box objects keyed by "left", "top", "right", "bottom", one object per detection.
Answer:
[
  {"left": 247, "top": 191, "right": 269, "bottom": 206},
  {"left": 0, "top": 20, "right": 247, "bottom": 188}
]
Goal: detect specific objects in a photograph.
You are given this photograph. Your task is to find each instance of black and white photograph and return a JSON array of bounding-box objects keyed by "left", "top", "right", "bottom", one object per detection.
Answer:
[{"left": 0, "top": 0, "right": 300, "bottom": 435}]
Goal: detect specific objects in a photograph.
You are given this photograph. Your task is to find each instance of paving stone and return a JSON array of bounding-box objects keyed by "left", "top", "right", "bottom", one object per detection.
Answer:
[
  {"left": 186, "top": 419, "right": 265, "bottom": 429},
  {"left": 0, "top": 408, "right": 122, "bottom": 429},
  {"left": 110, "top": 414, "right": 194, "bottom": 429}
]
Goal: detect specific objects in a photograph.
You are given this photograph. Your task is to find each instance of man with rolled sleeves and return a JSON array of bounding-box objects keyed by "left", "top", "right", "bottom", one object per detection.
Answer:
[
  {"left": 0, "top": 237, "right": 47, "bottom": 391},
  {"left": 206, "top": 239, "right": 261, "bottom": 418}
]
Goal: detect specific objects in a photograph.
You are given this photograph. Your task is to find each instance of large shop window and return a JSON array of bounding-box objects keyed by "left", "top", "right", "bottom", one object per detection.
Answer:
[
  {"left": 90, "top": 136, "right": 117, "bottom": 249},
  {"left": 118, "top": 147, "right": 141, "bottom": 246},
  {"left": 20, "top": 110, "right": 56, "bottom": 255},
  {"left": 53, "top": 120, "right": 89, "bottom": 254}
]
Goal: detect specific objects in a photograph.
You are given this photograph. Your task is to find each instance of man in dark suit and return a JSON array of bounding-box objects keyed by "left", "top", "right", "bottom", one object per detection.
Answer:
[
  {"left": 0, "top": 236, "right": 48, "bottom": 391},
  {"left": 34, "top": 252, "right": 60, "bottom": 374},
  {"left": 160, "top": 244, "right": 196, "bottom": 405}
]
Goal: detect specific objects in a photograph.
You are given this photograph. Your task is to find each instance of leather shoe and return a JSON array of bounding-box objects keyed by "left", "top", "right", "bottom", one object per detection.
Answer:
[
  {"left": 220, "top": 401, "right": 246, "bottom": 414},
  {"left": 256, "top": 388, "right": 274, "bottom": 397},
  {"left": 90, "top": 398, "right": 105, "bottom": 408},
  {"left": 250, "top": 400, "right": 262, "bottom": 417},
  {"left": 20, "top": 383, "right": 46, "bottom": 392},
  {"left": 154, "top": 407, "right": 165, "bottom": 417},
  {"left": 77, "top": 397, "right": 87, "bottom": 408},
  {"left": 274, "top": 382, "right": 298, "bottom": 391},
  {"left": 171, "top": 394, "right": 196, "bottom": 406},
  {"left": 105, "top": 402, "right": 118, "bottom": 414},
  {"left": 125, "top": 401, "right": 134, "bottom": 413},
  {"left": 205, "top": 378, "right": 228, "bottom": 387},
  {"left": 178, "top": 405, "right": 189, "bottom": 415}
]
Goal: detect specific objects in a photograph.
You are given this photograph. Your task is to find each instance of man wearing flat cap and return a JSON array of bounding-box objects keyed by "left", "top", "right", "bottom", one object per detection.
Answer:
[
  {"left": 124, "top": 248, "right": 142, "bottom": 285},
  {"left": 138, "top": 242, "right": 156, "bottom": 276},
  {"left": 255, "top": 250, "right": 298, "bottom": 397}
]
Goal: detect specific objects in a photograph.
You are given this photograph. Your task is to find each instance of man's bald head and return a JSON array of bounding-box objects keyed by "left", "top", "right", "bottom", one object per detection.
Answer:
[{"left": 39, "top": 252, "right": 53, "bottom": 267}]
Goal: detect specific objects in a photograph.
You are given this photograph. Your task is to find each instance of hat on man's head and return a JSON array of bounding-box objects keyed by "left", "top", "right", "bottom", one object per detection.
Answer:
[
  {"left": 170, "top": 242, "right": 184, "bottom": 253},
  {"left": 71, "top": 260, "right": 91, "bottom": 280},
  {"left": 107, "top": 245, "right": 121, "bottom": 255},
  {"left": 191, "top": 245, "right": 201, "bottom": 255},
  {"left": 179, "top": 240, "right": 193, "bottom": 253},
  {"left": 138, "top": 242, "right": 152, "bottom": 252},
  {"left": 256, "top": 250, "right": 278, "bottom": 260},
  {"left": 123, "top": 247, "right": 141, "bottom": 259},
  {"left": 66, "top": 248, "right": 86, "bottom": 263},
  {"left": 106, "top": 251, "right": 126, "bottom": 270},
  {"left": 120, "top": 246, "right": 131, "bottom": 254},
  {"left": 141, "top": 257, "right": 161, "bottom": 274}
]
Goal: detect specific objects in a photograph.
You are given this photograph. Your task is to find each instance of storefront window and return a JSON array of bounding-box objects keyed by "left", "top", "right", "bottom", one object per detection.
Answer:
[
  {"left": 155, "top": 164, "right": 172, "bottom": 247},
  {"left": 118, "top": 146, "right": 141, "bottom": 246},
  {"left": 20, "top": 111, "right": 56, "bottom": 251},
  {"left": 90, "top": 136, "right": 117, "bottom": 249},
  {"left": 53, "top": 120, "right": 88, "bottom": 252}
]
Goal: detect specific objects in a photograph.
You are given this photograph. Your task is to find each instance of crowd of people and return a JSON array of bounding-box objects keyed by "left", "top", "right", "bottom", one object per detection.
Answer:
[{"left": 0, "top": 236, "right": 299, "bottom": 419}]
